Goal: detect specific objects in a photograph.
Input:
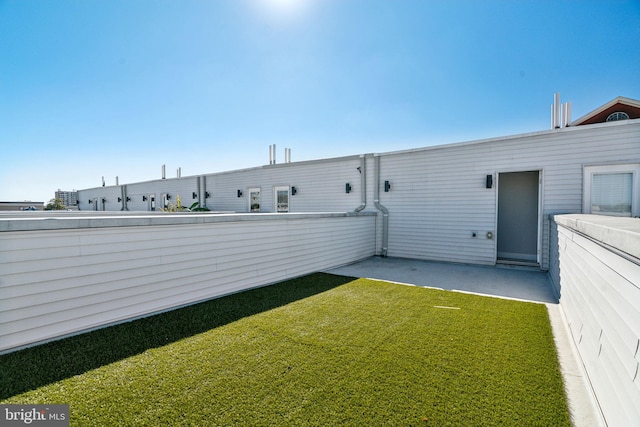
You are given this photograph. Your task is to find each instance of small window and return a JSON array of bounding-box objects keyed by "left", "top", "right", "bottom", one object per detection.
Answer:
[
  {"left": 591, "top": 173, "right": 632, "bottom": 216},
  {"left": 606, "top": 112, "right": 630, "bottom": 122},
  {"left": 274, "top": 186, "right": 290, "bottom": 213},
  {"left": 248, "top": 188, "right": 261, "bottom": 212},
  {"left": 584, "top": 164, "right": 640, "bottom": 217}
]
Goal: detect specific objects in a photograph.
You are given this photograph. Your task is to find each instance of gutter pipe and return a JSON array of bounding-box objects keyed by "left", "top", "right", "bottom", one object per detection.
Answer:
[
  {"left": 374, "top": 154, "right": 389, "bottom": 257},
  {"left": 201, "top": 176, "right": 208, "bottom": 209},
  {"left": 354, "top": 155, "right": 367, "bottom": 213},
  {"left": 120, "top": 185, "right": 129, "bottom": 211},
  {"left": 197, "top": 176, "right": 202, "bottom": 207}
]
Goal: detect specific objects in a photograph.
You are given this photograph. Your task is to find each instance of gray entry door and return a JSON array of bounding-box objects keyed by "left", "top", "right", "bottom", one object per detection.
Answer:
[{"left": 497, "top": 171, "right": 539, "bottom": 263}]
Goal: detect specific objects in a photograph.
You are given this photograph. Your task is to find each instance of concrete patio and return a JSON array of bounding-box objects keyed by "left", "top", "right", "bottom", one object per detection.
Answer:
[
  {"left": 328, "top": 256, "right": 558, "bottom": 303},
  {"left": 327, "top": 256, "right": 603, "bottom": 427}
]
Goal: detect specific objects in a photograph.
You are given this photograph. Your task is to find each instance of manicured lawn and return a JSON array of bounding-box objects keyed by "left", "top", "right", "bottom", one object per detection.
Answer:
[{"left": 1, "top": 273, "right": 570, "bottom": 426}]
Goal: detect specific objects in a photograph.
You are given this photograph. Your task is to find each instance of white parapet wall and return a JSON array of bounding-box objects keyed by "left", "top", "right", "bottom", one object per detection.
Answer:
[
  {"left": 553, "top": 214, "right": 640, "bottom": 426},
  {"left": 0, "top": 212, "right": 376, "bottom": 353}
]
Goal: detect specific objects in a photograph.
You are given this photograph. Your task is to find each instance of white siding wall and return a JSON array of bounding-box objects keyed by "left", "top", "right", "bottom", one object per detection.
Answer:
[
  {"left": 0, "top": 213, "right": 376, "bottom": 353},
  {"left": 376, "top": 121, "right": 640, "bottom": 268},
  {"left": 79, "top": 186, "right": 122, "bottom": 211},
  {"left": 553, "top": 215, "right": 640, "bottom": 426},
  {"left": 76, "top": 120, "right": 640, "bottom": 268},
  {"left": 204, "top": 156, "right": 364, "bottom": 213}
]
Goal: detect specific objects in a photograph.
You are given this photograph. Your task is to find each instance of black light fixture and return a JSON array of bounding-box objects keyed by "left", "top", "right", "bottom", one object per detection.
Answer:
[
  {"left": 192, "top": 192, "right": 198, "bottom": 199},
  {"left": 166, "top": 194, "right": 171, "bottom": 200},
  {"left": 126, "top": 197, "right": 131, "bottom": 202},
  {"left": 291, "top": 186, "right": 297, "bottom": 195},
  {"left": 486, "top": 174, "right": 493, "bottom": 189},
  {"left": 205, "top": 192, "right": 211, "bottom": 199},
  {"left": 143, "top": 195, "right": 148, "bottom": 201},
  {"left": 345, "top": 183, "right": 352, "bottom": 194},
  {"left": 88, "top": 199, "right": 93, "bottom": 204},
  {"left": 384, "top": 180, "right": 391, "bottom": 192},
  {"left": 118, "top": 197, "right": 122, "bottom": 202},
  {"left": 237, "top": 190, "right": 243, "bottom": 198}
]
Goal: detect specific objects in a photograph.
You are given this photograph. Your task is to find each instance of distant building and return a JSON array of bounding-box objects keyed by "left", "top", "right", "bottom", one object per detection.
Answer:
[
  {"left": 0, "top": 201, "right": 44, "bottom": 211},
  {"left": 55, "top": 190, "right": 79, "bottom": 207}
]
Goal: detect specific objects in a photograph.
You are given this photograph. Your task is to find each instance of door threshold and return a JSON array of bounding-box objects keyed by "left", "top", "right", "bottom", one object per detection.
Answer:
[{"left": 496, "top": 259, "right": 540, "bottom": 268}]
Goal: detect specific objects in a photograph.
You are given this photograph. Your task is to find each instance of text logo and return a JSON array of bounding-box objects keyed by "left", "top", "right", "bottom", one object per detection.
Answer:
[{"left": 1, "top": 405, "right": 69, "bottom": 426}]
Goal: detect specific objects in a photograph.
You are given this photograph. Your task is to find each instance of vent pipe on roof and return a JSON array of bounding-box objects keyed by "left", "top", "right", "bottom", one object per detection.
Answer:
[
  {"left": 562, "top": 102, "right": 572, "bottom": 127},
  {"left": 177, "top": 167, "right": 181, "bottom": 178},
  {"left": 162, "top": 165, "right": 166, "bottom": 179},
  {"left": 115, "top": 176, "right": 119, "bottom": 186},
  {"left": 269, "top": 144, "right": 277, "bottom": 165},
  {"left": 551, "top": 93, "right": 562, "bottom": 129},
  {"left": 284, "top": 148, "right": 292, "bottom": 163}
]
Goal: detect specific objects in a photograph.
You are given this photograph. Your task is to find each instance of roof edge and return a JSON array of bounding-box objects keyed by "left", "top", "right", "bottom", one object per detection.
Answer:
[{"left": 571, "top": 96, "right": 640, "bottom": 126}]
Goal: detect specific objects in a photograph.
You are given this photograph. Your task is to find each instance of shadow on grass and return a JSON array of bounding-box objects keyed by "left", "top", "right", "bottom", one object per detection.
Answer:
[{"left": 0, "top": 273, "right": 354, "bottom": 400}]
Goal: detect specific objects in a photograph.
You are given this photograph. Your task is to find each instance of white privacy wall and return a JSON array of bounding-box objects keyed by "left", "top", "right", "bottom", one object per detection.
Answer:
[
  {"left": 553, "top": 214, "right": 640, "bottom": 426},
  {"left": 0, "top": 212, "right": 376, "bottom": 353}
]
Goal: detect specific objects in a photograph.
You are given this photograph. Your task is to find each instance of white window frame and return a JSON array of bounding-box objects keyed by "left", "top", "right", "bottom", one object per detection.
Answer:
[
  {"left": 274, "top": 186, "right": 290, "bottom": 213},
  {"left": 583, "top": 164, "right": 640, "bottom": 217},
  {"left": 248, "top": 187, "right": 261, "bottom": 213}
]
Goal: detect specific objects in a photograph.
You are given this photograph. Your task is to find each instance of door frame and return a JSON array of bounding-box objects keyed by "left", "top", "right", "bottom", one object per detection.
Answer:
[
  {"left": 247, "top": 187, "right": 261, "bottom": 212},
  {"left": 495, "top": 169, "right": 543, "bottom": 266}
]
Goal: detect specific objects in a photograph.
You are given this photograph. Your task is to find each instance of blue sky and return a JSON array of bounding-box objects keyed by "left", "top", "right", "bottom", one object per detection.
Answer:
[{"left": 1, "top": 0, "right": 639, "bottom": 203}]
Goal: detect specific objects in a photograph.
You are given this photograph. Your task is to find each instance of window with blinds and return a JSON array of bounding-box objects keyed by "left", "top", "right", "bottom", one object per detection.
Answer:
[
  {"left": 583, "top": 164, "right": 640, "bottom": 217},
  {"left": 591, "top": 173, "right": 633, "bottom": 216}
]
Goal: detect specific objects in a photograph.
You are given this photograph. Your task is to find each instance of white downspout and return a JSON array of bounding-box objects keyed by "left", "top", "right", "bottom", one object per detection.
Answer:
[
  {"left": 201, "top": 176, "right": 208, "bottom": 209},
  {"left": 374, "top": 154, "right": 389, "bottom": 257},
  {"left": 354, "top": 155, "right": 367, "bottom": 212},
  {"left": 120, "top": 185, "right": 129, "bottom": 211},
  {"left": 196, "top": 176, "right": 202, "bottom": 207}
]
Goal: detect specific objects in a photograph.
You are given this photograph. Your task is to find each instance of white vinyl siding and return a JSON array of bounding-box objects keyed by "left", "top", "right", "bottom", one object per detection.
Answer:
[
  {"left": 375, "top": 121, "right": 640, "bottom": 269},
  {"left": 0, "top": 213, "right": 376, "bottom": 353},
  {"left": 554, "top": 215, "right": 640, "bottom": 427},
  {"left": 203, "top": 156, "right": 363, "bottom": 213},
  {"left": 75, "top": 120, "right": 640, "bottom": 269}
]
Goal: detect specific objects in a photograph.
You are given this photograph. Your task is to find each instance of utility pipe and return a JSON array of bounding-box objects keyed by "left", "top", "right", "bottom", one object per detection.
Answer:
[
  {"left": 201, "top": 176, "right": 208, "bottom": 209},
  {"left": 120, "top": 185, "right": 129, "bottom": 211},
  {"left": 354, "top": 154, "right": 367, "bottom": 212},
  {"left": 374, "top": 154, "right": 389, "bottom": 257},
  {"left": 197, "top": 176, "right": 202, "bottom": 207}
]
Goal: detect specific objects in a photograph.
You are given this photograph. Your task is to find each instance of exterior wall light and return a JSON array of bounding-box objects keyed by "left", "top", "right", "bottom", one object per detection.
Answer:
[
  {"left": 237, "top": 190, "right": 243, "bottom": 198},
  {"left": 118, "top": 197, "right": 122, "bottom": 202},
  {"left": 205, "top": 192, "right": 211, "bottom": 199},
  {"left": 291, "top": 186, "right": 297, "bottom": 195},
  {"left": 143, "top": 196, "right": 148, "bottom": 201},
  {"left": 384, "top": 180, "right": 391, "bottom": 192},
  {"left": 486, "top": 175, "right": 493, "bottom": 189},
  {"left": 192, "top": 192, "right": 198, "bottom": 199},
  {"left": 346, "top": 183, "right": 352, "bottom": 194},
  {"left": 126, "top": 197, "right": 131, "bottom": 202}
]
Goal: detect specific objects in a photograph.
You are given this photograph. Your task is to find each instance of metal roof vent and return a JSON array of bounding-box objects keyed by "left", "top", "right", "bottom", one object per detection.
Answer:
[{"left": 606, "top": 111, "right": 630, "bottom": 122}]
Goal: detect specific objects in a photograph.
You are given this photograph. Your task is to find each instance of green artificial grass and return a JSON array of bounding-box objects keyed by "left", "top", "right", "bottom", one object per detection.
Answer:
[{"left": 1, "top": 273, "right": 571, "bottom": 426}]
